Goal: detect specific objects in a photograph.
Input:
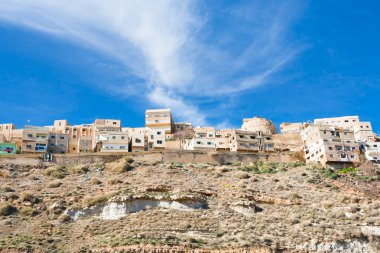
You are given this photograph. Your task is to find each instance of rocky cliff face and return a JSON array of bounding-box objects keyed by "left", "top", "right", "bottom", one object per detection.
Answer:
[{"left": 0, "top": 157, "right": 379, "bottom": 252}]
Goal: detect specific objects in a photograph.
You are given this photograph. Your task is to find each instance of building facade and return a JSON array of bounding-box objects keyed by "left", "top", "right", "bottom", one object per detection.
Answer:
[
  {"left": 48, "top": 133, "right": 69, "bottom": 154},
  {"left": 21, "top": 126, "right": 50, "bottom": 153},
  {"left": 145, "top": 109, "right": 174, "bottom": 134},
  {"left": 229, "top": 130, "right": 274, "bottom": 152},
  {"left": 301, "top": 125, "right": 360, "bottom": 167}
]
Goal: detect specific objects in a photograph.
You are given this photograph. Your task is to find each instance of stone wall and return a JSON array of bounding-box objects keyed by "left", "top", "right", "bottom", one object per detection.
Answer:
[{"left": 0, "top": 150, "right": 302, "bottom": 167}]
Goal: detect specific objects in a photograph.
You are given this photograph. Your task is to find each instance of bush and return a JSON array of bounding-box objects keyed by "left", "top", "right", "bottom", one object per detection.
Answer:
[
  {"left": 106, "top": 159, "right": 134, "bottom": 174},
  {"left": 0, "top": 203, "right": 17, "bottom": 216},
  {"left": 20, "top": 207, "right": 38, "bottom": 216},
  {"left": 339, "top": 167, "right": 357, "bottom": 174},
  {"left": 48, "top": 181, "right": 62, "bottom": 188},
  {"left": 20, "top": 192, "right": 40, "bottom": 204},
  {"left": 44, "top": 166, "right": 67, "bottom": 179},
  {"left": 324, "top": 169, "right": 339, "bottom": 180},
  {"left": 68, "top": 165, "right": 89, "bottom": 174},
  {"left": 83, "top": 192, "right": 118, "bottom": 207},
  {"left": 1, "top": 186, "right": 15, "bottom": 192},
  {"left": 107, "top": 177, "right": 123, "bottom": 185}
]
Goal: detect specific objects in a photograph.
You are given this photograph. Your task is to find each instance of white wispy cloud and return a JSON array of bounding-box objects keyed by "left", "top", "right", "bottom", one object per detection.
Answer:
[{"left": 0, "top": 0, "right": 303, "bottom": 126}]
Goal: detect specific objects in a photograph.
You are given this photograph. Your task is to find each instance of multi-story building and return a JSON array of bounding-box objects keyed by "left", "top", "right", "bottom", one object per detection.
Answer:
[
  {"left": 92, "top": 119, "right": 122, "bottom": 150},
  {"left": 145, "top": 109, "right": 174, "bottom": 134},
  {"left": 182, "top": 127, "right": 216, "bottom": 150},
  {"left": 48, "top": 133, "right": 69, "bottom": 154},
  {"left": 314, "top": 116, "right": 375, "bottom": 142},
  {"left": 21, "top": 126, "right": 50, "bottom": 153},
  {"left": 124, "top": 127, "right": 147, "bottom": 152},
  {"left": 229, "top": 130, "right": 274, "bottom": 152},
  {"left": 360, "top": 142, "right": 380, "bottom": 163},
  {"left": 215, "top": 130, "right": 234, "bottom": 151},
  {"left": 95, "top": 132, "right": 129, "bottom": 152},
  {"left": 147, "top": 129, "right": 166, "bottom": 150},
  {"left": 301, "top": 124, "right": 360, "bottom": 167},
  {"left": 0, "top": 124, "right": 16, "bottom": 142}
]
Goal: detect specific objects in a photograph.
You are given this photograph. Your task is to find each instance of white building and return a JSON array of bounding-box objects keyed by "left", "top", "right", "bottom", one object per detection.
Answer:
[
  {"left": 147, "top": 129, "right": 166, "bottom": 150},
  {"left": 96, "top": 132, "right": 129, "bottom": 152},
  {"left": 360, "top": 142, "right": 380, "bottom": 163},
  {"left": 182, "top": 127, "right": 216, "bottom": 150}
]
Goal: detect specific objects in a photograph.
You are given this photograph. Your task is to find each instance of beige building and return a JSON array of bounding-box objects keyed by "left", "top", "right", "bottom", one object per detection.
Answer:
[
  {"left": 48, "top": 133, "right": 69, "bottom": 154},
  {"left": 301, "top": 124, "right": 360, "bottom": 167},
  {"left": 0, "top": 124, "right": 16, "bottom": 142},
  {"left": 21, "top": 126, "right": 50, "bottom": 153},
  {"left": 242, "top": 117, "right": 277, "bottom": 134},
  {"left": 215, "top": 129, "right": 234, "bottom": 151},
  {"left": 314, "top": 116, "right": 375, "bottom": 142},
  {"left": 145, "top": 109, "right": 174, "bottom": 134},
  {"left": 124, "top": 127, "right": 147, "bottom": 152},
  {"left": 229, "top": 130, "right": 274, "bottom": 152}
]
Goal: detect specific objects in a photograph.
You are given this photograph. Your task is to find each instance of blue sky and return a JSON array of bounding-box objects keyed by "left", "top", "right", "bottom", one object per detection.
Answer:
[{"left": 0, "top": 1, "right": 379, "bottom": 133}]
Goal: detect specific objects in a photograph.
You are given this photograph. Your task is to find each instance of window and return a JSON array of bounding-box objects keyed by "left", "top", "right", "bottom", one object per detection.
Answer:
[
  {"left": 60, "top": 136, "right": 65, "bottom": 140},
  {"left": 151, "top": 135, "right": 154, "bottom": 139},
  {"left": 249, "top": 143, "right": 257, "bottom": 147},
  {"left": 341, "top": 154, "right": 347, "bottom": 158},
  {"left": 239, "top": 135, "right": 244, "bottom": 138},
  {"left": 351, "top": 155, "right": 355, "bottom": 158},
  {"left": 27, "top": 134, "right": 33, "bottom": 138},
  {"left": 157, "top": 131, "right": 162, "bottom": 135},
  {"left": 26, "top": 145, "right": 32, "bottom": 149},
  {"left": 51, "top": 135, "right": 56, "bottom": 139},
  {"left": 207, "top": 142, "right": 212, "bottom": 145},
  {"left": 120, "top": 146, "right": 126, "bottom": 149},
  {"left": 113, "top": 122, "right": 117, "bottom": 125},
  {"left": 157, "top": 140, "right": 163, "bottom": 144},
  {"left": 330, "top": 154, "right": 334, "bottom": 158},
  {"left": 196, "top": 141, "right": 201, "bottom": 145},
  {"left": 135, "top": 138, "right": 141, "bottom": 143},
  {"left": 73, "top": 135, "right": 77, "bottom": 138},
  {"left": 250, "top": 136, "right": 256, "bottom": 139},
  {"left": 121, "top": 136, "right": 125, "bottom": 140},
  {"left": 112, "top": 136, "right": 116, "bottom": 139},
  {"left": 328, "top": 147, "right": 333, "bottom": 150},
  {"left": 50, "top": 143, "right": 55, "bottom": 147}
]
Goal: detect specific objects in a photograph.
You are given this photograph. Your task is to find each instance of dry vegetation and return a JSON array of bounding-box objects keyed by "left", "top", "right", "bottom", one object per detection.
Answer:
[{"left": 0, "top": 156, "right": 379, "bottom": 252}]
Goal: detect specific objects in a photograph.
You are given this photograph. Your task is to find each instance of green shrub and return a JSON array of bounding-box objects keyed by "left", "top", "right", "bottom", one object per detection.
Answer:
[
  {"left": 324, "top": 169, "right": 339, "bottom": 180},
  {"left": 0, "top": 203, "right": 17, "bottom": 216},
  {"left": 19, "top": 207, "right": 38, "bottom": 216},
  {"left": 339, "top": 167, "right": 357, "bottom": 174}
]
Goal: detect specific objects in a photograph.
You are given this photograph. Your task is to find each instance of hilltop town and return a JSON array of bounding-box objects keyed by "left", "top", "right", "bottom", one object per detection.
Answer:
[
  {"left": 0, "top": 109, "right": 379, "bottom": 168},
  {"left": 1, "top": 110, "right": 380, "bottom": 252}
]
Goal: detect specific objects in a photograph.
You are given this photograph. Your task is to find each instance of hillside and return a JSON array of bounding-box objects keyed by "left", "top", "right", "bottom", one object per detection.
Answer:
[{"left": 0, "top": 155, "right": 379, "bottom": 252}]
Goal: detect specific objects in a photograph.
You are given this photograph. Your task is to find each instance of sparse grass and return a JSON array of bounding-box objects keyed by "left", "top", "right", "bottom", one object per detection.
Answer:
[
  {"left": 68, "top": 165, "right": 89, "bottom": 174},
  {"left": 20, "top": 192, "right": 39, "bottom": 204},
  {"left": 107, "top": 177, "right": 123, "bottom": 185},
  {"left": 0, "top": 203, "right": 17, "bottom": 216},
  {"left": 339, "top": 167, "right": 357, "bottom": 174},
  {"left": 105, "top": 158, "right": 134, "bottom": 174},
  {"left": 238, "top": 161, "right": 303, "bottom": 175},
  {"left": 83, "top": 191, "right": 119, "bottom": 207},
  {"left": 19, "top": 207, "right": 38, "bottom": 216},
  {"left": 48, "top": 181, "right": 62, "bottom": 188},
  {"left": 44, "top": 166, "right": 67, "bottom": 179}
]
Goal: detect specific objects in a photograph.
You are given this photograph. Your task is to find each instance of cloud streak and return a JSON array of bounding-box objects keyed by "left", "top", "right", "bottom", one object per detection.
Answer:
[{"left": 0, "top": 0, "right": 303, "bottom": 126}]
